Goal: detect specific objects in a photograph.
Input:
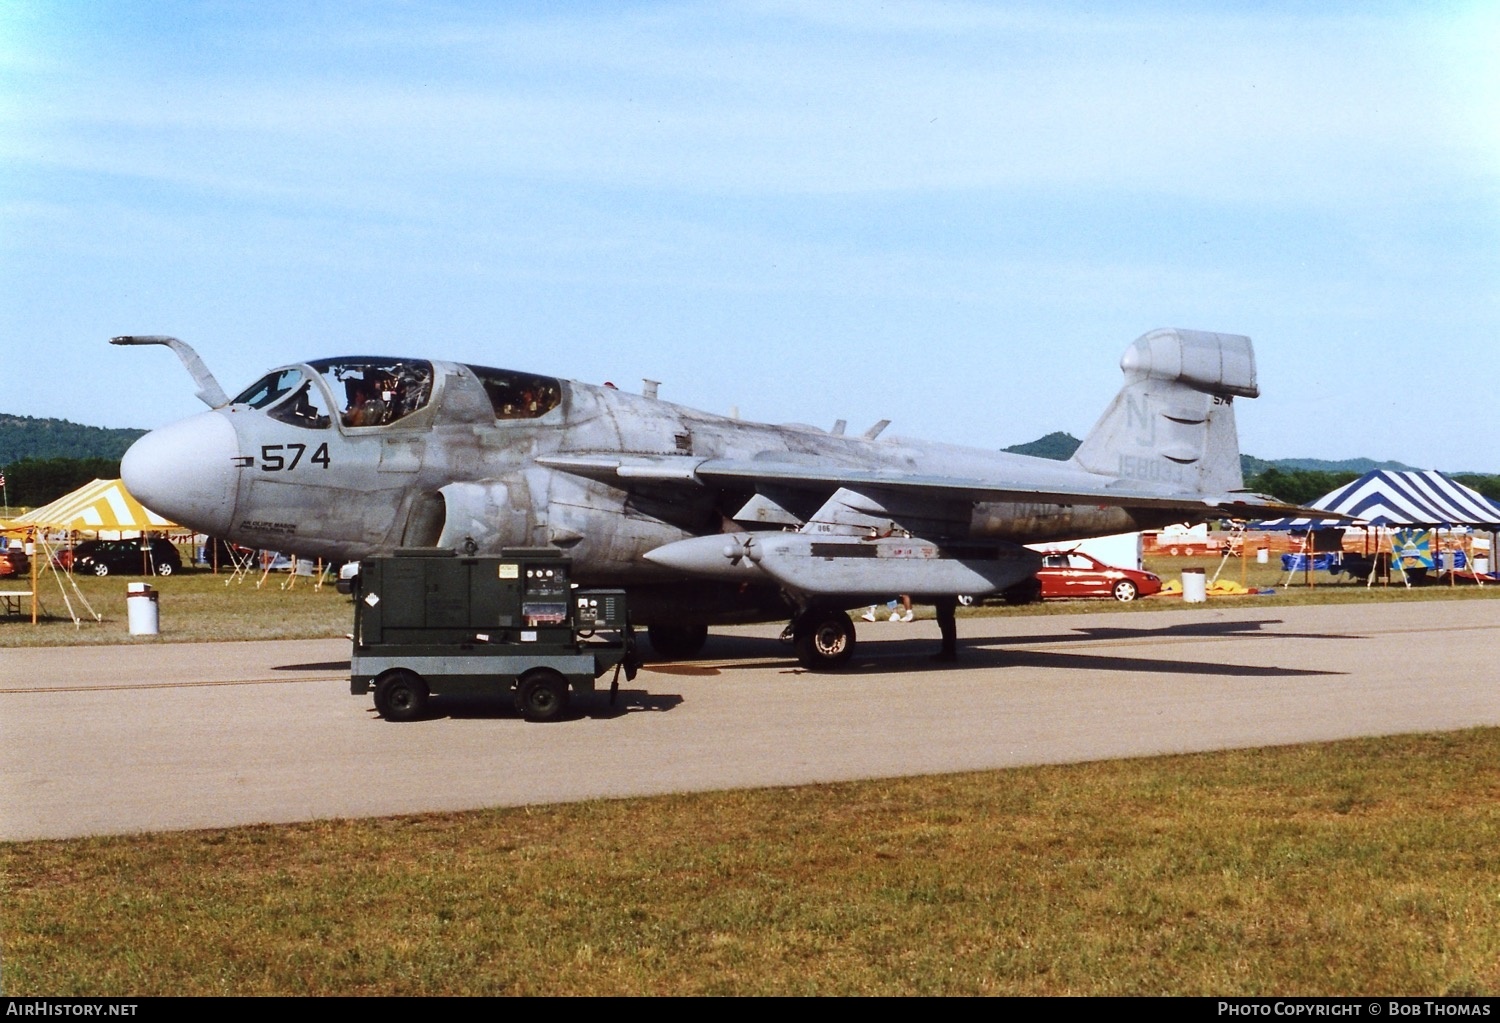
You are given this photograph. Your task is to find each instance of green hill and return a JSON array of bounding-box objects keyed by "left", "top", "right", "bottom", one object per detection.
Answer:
[
  {"left": 0, "top": 413, "right": 145, "bottom": 465},
  {"left": 1003, "top": 431, "right": 1081, "bottom": 460},
  {"left": 1005, "top": 434, "right": 1433, "bottom": 476},
  {"left": 1239, "top": 454, "right": 1419, "bottom": 476}
]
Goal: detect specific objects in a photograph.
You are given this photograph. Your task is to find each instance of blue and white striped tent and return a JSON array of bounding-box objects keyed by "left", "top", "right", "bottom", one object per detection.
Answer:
[{"left": 1256, "top": 470, "right": 1500, "bottom": 530}]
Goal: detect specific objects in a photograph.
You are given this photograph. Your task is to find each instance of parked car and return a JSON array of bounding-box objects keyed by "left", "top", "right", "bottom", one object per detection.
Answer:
[
  {"left": 68, "top": 538, "right": 183, "bottom": 577},
  {"left": 1034, "top": 551, "right": 1161, "bottom": 602},
  {"left": 0, "top": 547, "right": 30, "bottom": 578},
  {"left": 961, "top": 552, "right": 1161, "bottom": 606}
]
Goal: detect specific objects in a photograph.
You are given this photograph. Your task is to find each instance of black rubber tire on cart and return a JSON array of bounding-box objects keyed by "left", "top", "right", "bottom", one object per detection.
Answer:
[
  {"left": 516, "top": 669, "right": 570, "bottom": 723},
  {"left": 374, "top": 669, "right": 429, "bottom": 722}
]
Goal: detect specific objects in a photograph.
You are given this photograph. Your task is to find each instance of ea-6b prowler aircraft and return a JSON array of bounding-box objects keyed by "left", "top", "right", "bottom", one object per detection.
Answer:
[{"left": 116, "top": 328, "right": 1287, "bottom": 668}]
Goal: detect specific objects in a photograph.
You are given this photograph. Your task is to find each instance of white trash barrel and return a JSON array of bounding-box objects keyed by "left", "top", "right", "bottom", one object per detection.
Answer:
[
  {"left": 1182, "top": 568, "right": 1207, "bottom": 603},
  {"left": 1476, "top": 557, "right": 1490, "bottom": 575},
  {"left": 1256, "top": 546, "right": 1269, "bottom": 564},
  {"left": 127, "top": 582, "right": 159, "bottom": 636}
]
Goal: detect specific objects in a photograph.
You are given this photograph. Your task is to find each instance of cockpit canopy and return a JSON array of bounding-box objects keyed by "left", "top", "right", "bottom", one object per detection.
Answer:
[
  {"left": 465, "top": 364, "right": 561, "bottom": 420},
  {"left": 230, "top": 358, "right": 436, "bottom": 430},
  {"left": 311, "top": 358, "right": 434, "bottom": 428},
  {"left": 229, "top": 357, "right": 563, "bottom": 430}
]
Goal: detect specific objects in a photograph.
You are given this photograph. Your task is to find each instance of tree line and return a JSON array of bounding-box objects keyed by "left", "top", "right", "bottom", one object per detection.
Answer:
[
  {"left": 1244, "top": 467, "right": 1500, "bottom": 506},
  {"left": 1, "top": 457, "right": 122, "bottom": 509}
]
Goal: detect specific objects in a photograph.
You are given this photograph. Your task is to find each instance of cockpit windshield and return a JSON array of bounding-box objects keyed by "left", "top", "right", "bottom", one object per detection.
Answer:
[
  {"left": 465, "top": 364, "right": 562, "bottom": 420},
  {"left": 307, "top": 358, "right": 434, "bottom": 428},
  {"left": 232, "top": 369, "right": 303, "bottom": 410},
  {"left": 229, "top": 368, "right": 332, "bottom": 430}
]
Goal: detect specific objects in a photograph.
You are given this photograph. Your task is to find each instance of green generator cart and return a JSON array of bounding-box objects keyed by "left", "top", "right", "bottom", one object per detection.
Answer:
[{"left": 347, "top": 548, "right": 638, "bottom": 722}]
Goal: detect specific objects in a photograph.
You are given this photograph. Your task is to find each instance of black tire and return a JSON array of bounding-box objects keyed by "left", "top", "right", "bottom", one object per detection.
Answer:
[
  {"left": 1112, "top": 580, "right": 1138, "bottom": 602},
  {"left": 91, "top": 562, "right": 109, "bottom": 577},
  {"left": 515, "top": 669, "right": 570, "bottom": 722},
  {"left": 373, "top": 669, "right": 429, "bottom": 722},
  {"left": 646, "top": 623, "right": 708, "bottom": 660},
  {"left": 793, "top": 610, "right": 856, "bottom": 671},
  {"left": 156, "top": 562, "right": 175, "bottom": 577}
]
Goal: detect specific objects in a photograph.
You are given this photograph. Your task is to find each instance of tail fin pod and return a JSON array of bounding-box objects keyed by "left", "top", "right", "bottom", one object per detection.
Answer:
[{"left": 1072, "top": 328, "right": 1258, "bottom": 494}]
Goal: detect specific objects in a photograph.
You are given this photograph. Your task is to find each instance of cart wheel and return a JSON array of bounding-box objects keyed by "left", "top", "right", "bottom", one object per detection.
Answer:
[
  {"left": 374, "top": 669, "right": 429, "bottom": 722},
  {"left": 516, "top": 669, "right": 570, "bottom": 722}
]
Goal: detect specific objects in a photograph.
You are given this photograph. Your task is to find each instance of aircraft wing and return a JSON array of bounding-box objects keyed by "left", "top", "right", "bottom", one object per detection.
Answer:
[{"left": 535, "top": 453, "right": 1314, "bottom": 517}]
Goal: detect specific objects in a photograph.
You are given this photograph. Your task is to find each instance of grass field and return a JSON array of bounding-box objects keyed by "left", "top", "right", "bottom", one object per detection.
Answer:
[
  {"left": 6, "top": 730, "right": 1500, "bottom": 996},
  {"left": 4, "top": 555, "right": 1498, "bottom": 647},
  {"left": 0, "top": 565, "right": 350, "bottom": 647}
]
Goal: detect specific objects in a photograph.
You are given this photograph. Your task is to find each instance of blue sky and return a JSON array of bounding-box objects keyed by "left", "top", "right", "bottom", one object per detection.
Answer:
[{"left": 3, "top": 1, "right": 1497, "bottom": 468}]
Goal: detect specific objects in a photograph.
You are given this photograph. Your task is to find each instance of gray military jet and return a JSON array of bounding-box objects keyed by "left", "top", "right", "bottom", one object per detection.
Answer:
[{"left": 116, "top": 327, "right": 1284, "bottom": 668}]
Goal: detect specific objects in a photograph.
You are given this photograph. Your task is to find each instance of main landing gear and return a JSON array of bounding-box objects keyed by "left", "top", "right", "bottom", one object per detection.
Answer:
[
  {"left": 788, "top": 609, "right": 857, "bottom": 671},
  {"left": 785, "top": 599, "right": 961, "bottom": 670}
]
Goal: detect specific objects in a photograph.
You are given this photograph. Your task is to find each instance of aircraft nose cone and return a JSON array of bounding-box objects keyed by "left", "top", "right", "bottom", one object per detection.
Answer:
[{"left": 121, "top": 411, "right": 240, "bottom": 537}]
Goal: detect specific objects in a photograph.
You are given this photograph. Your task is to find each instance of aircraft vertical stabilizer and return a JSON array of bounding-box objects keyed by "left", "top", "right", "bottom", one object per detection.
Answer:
[{"left": 1071, "top": 328, "right": 1257, "bottom": 495}]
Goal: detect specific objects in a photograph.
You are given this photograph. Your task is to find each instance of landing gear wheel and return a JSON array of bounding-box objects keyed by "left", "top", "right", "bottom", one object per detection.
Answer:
[
  {"left": 516, "top": 669, "right": 570, "bottom": 722},
  {"left": 646, "top": 623, "right": 708, "bottom": 660},
  {"left": 1112, "top": 580, "right": 1139, "bottom": 602},
  {"left": 793, "top": 610, "right": 856, "bottom": 671},
  {"left": 374, "top": 669, "right": 429, "bottom": 722}
]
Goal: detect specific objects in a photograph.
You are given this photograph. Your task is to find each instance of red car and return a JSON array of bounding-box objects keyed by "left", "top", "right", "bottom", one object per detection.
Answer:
[
  {"left": 0, "top": 547, "right": 29, "bottom": 578},
  {"left": 1033, "top": 551, "right": 1161, "bottom": 602}
]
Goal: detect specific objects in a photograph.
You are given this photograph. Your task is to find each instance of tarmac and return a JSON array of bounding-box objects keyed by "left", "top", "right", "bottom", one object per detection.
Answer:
[{"left": 4, "top": 598, "right": 1498, "bottom": 841}]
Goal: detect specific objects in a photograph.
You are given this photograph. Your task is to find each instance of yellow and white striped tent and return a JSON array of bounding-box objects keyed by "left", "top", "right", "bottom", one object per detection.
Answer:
[{"left": 11, "top": 479, "right": 178, "bottom": 531}]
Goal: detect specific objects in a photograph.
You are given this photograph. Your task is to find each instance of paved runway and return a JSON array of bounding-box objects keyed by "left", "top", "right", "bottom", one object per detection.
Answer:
[{"left": 4, "top": 599, "right": 1498, "bottom": 841}]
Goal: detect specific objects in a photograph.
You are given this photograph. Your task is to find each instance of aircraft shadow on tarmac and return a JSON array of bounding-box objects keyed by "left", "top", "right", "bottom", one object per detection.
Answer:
[
  {"left": 1056, "top": 618, "right": 1365, "bottom": 644},
  {"left": 661, "top": 618, "right": 1348, "bottom": 680}
]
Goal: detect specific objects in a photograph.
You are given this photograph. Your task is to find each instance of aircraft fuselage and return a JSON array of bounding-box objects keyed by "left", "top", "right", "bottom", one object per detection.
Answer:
[{"left": 124, "top": 356, "right": 1165, "bottom": 580}]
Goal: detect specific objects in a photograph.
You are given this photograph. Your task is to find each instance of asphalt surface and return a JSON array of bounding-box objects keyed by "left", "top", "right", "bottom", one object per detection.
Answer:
[{"left": 4, "top": 598, "right": 1498, "bottom": 841}]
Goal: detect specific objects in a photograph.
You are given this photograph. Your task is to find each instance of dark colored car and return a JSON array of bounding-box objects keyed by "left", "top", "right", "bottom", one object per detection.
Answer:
[
  {"left": 69, "top": 538, "right": 183, "bottom": 577},
  {"left": 1035, "top": 551, "right": 1161, "bottom": 602}
]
